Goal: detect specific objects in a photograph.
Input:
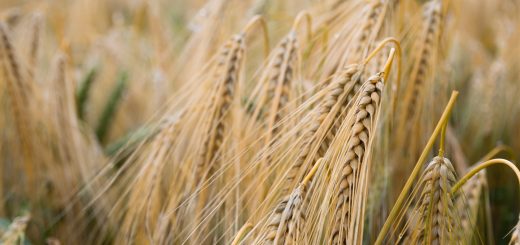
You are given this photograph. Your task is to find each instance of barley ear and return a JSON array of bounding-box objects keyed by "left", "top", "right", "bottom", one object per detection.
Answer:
[{"left": 375, "top": 91, "right": 459, "bottom": 245}]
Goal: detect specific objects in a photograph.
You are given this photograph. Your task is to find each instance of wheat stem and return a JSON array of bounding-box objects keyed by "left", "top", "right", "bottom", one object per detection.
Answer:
[{"left": 438, "top": 121, "right": 447, "bottom": 158}]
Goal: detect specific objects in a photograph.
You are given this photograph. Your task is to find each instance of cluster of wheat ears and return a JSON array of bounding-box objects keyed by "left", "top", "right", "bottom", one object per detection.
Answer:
[{"left": 1, "top": 0, "right": 520, "bottom": 244}]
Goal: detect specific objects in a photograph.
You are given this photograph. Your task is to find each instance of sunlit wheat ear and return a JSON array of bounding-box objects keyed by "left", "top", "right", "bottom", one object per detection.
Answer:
[
  {"left": 407, "top": 156, "right": 457, "bottom": 244},
  {"left": 350, "top": 0, "right": 386, "bottom": 62},
  {"left": 330, "top": 72, "right": 384, "bottom": 244},
  {"left": 191, "top": 33, "right": 246, "bottom": 237},
  {"left": 248, "top": 12, "right": 309, "bottom": 154},
  {"left": 511, "top": 216, "right": 520, "bottom": 245},
  {"left": 283, "top": 64, "right": 363, "bottom": 194},
  {"left": 255, "top": 159, "right": 322, "bottom": 244},
  {"left": 0, "top": 22, "right": 35, "bottom": 188},
  {"left": 252, "top": 30, "right": 300, "bottom": 167},
  {"left": 195, "top": 34, "right": 245, "bottom": 186},
  {"left": 318, "top": 0, "right": 385, "bottom": 81},
  {"left": 455, "top": 170, "right": 487, "bottom": 242},
  {"left": 119, "top": 119, "right": 182, "bottom": 244},
  {"left": 0, "top": 214, "right": 30, "bottom": 244},
  {"left": 400, "top": 0, "right": 443, "bottom": 123}
]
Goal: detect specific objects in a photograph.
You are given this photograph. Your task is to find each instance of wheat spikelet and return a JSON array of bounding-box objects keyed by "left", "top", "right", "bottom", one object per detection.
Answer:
[
  {"left": 283, "top": 65, "right": 363, "bottom": 194},
  {"left": 188, "top": 33, "right": 246, "bottom": 244},
  {"left": 329, "top": 72, "right": 384, "bottom": 244},
  {"left": 0, "top": 22, "right": 35, "bottom": 189},
  {"left": 255, "top": 159, "right": 322, "bottom": 245},
  {"left": 454, "top": 170, "right": 486, "bottom": 243},
  {"left": 317, "top": 0, "right": 385, "bottom": 82},
  {"left": 407, "top": 156, "right": 458, "bottom": 244},
  {"left": 350, "top": 0, "right": 386, "bottom": 62},
  {"left": 119, "top": 119, "right": 181, "bottom": 244},
  {"left": 400, "top": 0, "right": 443, "bottom": 122},
  {"left": 244, "top": 26, "right": 301, "bottom": 171},
  {"left": 195, "top": 34, "right": 245, "bottom": 184},
  {"left": 263, "top": 31, "right": 299, "bottom": 156},
  {"left": 254, "top": 188, "right": 302, "bottom": 244},
  {"left": 393, "top": 0, "right": 444, "bottom": 194}
]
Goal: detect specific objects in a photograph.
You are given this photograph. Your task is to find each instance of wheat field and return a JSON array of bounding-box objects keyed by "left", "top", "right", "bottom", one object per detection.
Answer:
[{"left": 1, "top": 0, "right": 520, "bottom": 244}]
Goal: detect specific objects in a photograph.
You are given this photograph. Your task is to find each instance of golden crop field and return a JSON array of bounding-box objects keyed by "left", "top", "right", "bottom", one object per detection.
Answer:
[{"left": 1, "top": 0, "right": 520, "bottom": 244}]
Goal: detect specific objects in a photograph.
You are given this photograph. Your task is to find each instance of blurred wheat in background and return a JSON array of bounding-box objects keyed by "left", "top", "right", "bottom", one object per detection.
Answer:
[{"left": 1, "top": 0, "right": 520, "bottom": 244}]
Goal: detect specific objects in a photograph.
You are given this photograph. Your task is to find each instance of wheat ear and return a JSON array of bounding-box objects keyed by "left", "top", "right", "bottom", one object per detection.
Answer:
[
  {"left": 330, "top": 71, "right": 384, "bottom": 244},
  {"left": 282, "top": 64, "right": 363, "bottom": 195},
  {"left": 0, "top": 22, "right": 35, "bottom": 188},
  {"left": 400, "top": 0, "right": 443, "bottom": 122},
  {"left": 256, "top": 158, "right": 322, "bottom": 244}
]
